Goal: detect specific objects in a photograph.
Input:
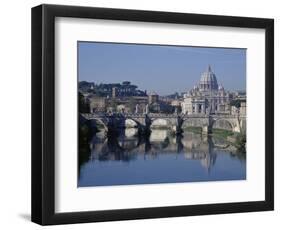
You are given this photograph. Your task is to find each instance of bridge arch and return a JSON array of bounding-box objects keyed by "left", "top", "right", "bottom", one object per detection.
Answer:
[
  {"left": 150, "top": 118, "right": 172, "bottom": 129},
  {"left": 125, "top": 118, "right": 141, "bottom": 128},
  {"left": 182, "top": 117, "right": 208, "bottom": 129},
  {"left": 90, "top": 118, "right": 108, "bottom": 132},
  {"left": 211, "top": 118, "right": 234, "bottom": 132}
]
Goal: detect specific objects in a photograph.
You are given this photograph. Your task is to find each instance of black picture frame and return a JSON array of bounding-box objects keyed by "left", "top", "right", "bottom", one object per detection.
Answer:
[{"left": 31, "top": 4, "right": 274, "bottom": 225}]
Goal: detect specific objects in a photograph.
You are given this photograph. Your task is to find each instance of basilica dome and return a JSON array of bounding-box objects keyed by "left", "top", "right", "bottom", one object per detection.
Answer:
[{"left": 199, "top": 65, "right": 218, "bottom": 91}]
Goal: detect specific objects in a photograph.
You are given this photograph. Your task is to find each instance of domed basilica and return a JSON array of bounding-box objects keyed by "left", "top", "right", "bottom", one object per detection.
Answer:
[{"left": 181, "top": 65, "right": 231, "bottom": 114}]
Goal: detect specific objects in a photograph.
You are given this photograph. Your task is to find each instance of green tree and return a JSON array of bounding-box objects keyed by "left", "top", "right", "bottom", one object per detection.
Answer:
[
  {"left": 235, "top": 133, "right": 246, "bottom": 154},
  {"left": 230, "top": 99, "right": 241, "bottom": 108},
  {"left": 79, "top": 92, "right": 90, "bottom": 113},
  {"left": 78, "top": 121, "right": 92, "bottom": 174}
]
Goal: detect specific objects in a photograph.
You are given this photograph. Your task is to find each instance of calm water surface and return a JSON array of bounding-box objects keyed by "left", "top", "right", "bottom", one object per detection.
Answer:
[{"left": 78, "top": 129, "right": 246, "bottom": 187}]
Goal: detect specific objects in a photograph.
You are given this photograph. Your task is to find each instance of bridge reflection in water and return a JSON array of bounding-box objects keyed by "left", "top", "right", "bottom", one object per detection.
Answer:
[{"left": 78, "top": 129, "right": 246, "bottom": 187}]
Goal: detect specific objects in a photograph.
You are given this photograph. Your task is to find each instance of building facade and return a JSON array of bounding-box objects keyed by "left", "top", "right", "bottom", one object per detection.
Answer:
[{"left": 182, "top": 65, "right": 231, "bottom": 115}]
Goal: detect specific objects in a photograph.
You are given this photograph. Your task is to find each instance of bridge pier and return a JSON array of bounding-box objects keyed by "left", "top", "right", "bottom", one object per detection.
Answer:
[{"left": 202, "top": 125, "right": 211, "bottom": 135}]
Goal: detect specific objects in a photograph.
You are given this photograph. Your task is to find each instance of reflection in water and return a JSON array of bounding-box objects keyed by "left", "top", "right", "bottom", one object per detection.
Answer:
[
  {"left": 78, "top": 128, "right": 246, "bottom": 187},
  {"left": 124, "top": 128, "right": 138, "bottom": 138}
]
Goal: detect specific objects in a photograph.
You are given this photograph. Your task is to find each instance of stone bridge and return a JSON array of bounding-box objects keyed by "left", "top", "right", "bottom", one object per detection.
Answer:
[{"left": 81, "top": 113, "right": 246, "bottom": 134}]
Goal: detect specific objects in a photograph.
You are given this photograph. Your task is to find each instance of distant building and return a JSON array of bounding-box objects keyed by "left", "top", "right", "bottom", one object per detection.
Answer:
[
  {"left": 171, "top": 99, "right": 181, "bottom": 107},
  {"left": 148, "top": 91, "right": 159, "bottom": 104},
  {"left": 240, "top": 102, "right": 246, "bottom": 115},
  {"left": 80, "top": 66, "right": 246, "bottom": 116},
  {"left": 181, "top": 65, "right": 231, "bottom": 114},
  {"left": 101, "top": 81, "right": 146, "bottom": 97},
  {"left": 79, "top": 81, "right": 147, "bottom": 97},
  {"left": 89, "top": 97, "right": 107, "bottom": 113},
  {"left": 112, "top": 87, "right": 117, "bottom": 98}
]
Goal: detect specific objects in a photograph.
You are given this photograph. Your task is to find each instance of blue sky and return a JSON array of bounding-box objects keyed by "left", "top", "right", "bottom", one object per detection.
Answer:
[{"left": 78, "top": 42, "right": 246, "bottom": 96}]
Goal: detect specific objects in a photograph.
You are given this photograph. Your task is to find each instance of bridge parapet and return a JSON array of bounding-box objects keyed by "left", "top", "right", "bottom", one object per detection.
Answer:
[
  {"left": 80, "top": 113, "right": 246, "bottom": 134},
  {"left": 81, "top": 113, "right": 244, "bottom": 122}
]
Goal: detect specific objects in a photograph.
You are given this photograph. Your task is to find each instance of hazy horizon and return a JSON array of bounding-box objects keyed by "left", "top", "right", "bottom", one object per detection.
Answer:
[{"left": 78, "top": 42, "right": 246, "bottom": 96}]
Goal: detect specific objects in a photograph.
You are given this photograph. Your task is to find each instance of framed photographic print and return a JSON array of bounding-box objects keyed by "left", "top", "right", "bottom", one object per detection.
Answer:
[{"left": 31, "top": 4, "right": 274, "bottom": 225}]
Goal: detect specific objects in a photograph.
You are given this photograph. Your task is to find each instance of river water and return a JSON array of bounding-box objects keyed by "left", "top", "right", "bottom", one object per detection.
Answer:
[{"left": 78, "top": 128, "right": 246, "bottom": 187}]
